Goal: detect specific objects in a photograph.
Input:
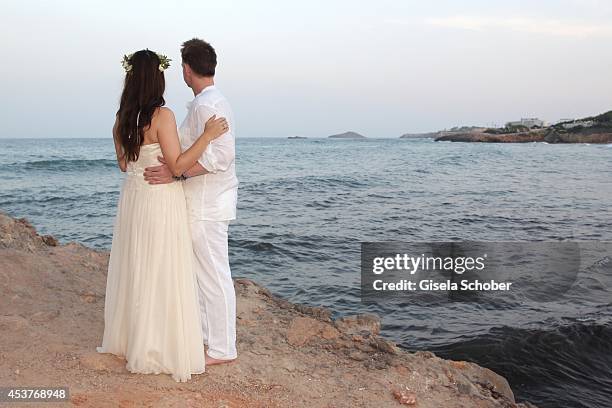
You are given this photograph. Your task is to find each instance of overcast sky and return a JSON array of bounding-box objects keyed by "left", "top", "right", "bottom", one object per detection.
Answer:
[{"left": 1, "top": 0, "right": 611, "bottom": 138}]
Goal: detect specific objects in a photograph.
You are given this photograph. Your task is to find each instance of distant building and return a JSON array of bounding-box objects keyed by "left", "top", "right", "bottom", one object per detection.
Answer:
[
  {"left": 562, "top": 120, "right": 594, "bottom": 129},
  {"left": 505, "top": 118, "right": 547, "bottom": 129},
  {"left": 556, "top": 118, "right": 574, "bottom": 124}
]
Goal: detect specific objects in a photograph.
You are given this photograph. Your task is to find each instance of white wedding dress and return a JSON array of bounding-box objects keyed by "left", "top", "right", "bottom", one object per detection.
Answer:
[{"left": 96, "top": 143, "right": 205, "bottom": 382}]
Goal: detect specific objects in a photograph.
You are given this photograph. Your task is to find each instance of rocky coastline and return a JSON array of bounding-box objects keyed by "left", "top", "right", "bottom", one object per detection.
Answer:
[
  {"left": 0, "top": 212, "right": 537, "bottom": 407},
  {"left": 434, "top": 125, "right": 612, "bottom": 144}
]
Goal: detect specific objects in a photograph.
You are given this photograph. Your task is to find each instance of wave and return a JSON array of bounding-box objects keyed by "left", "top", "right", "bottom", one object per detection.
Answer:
[
  {"left": 426, "top": 323, "right": 612, "bottom": 408},
  {"left": 230, "top": 238, "right": 278, "bottom": 252},
  {"left": 241, "top": 175, "right": 368, "bottom": 194},
  {"left": 3, "top": 159, "right": 117, "bottom": 172},
  {"left": 0, "top": 190, "right": 119, "bottom": 207}
]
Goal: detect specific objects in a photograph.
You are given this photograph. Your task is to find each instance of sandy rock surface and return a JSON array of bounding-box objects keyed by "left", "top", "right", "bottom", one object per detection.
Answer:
[{"left": 0, "top": 212, "right": 536, "bottom": 407}]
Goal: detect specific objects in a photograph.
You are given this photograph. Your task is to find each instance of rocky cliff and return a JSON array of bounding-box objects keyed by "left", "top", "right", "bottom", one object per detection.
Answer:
[
  {"left": 434, "top": 128, "right": 612, "bottom": 143},
  {"left": 0, "top": 212, "right": 536, "bottom": 407}
]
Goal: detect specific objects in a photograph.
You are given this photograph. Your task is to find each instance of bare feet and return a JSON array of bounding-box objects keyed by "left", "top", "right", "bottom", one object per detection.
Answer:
[{"left": 205, "top": 353, "right": 236, "bottom": 366}]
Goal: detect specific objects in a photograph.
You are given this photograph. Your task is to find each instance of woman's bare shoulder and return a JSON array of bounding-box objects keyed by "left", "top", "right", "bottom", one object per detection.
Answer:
[
  {"left": 155, "top": 106, "right": 175, "bottom": 119},
  {"left": 151, "top": 106, "right": 176, "bottom": 128}
]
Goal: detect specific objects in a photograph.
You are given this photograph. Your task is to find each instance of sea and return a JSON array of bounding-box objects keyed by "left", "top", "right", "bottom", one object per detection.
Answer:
[{"left": 1, "top": 137, "right": 611, "bottom": 408}]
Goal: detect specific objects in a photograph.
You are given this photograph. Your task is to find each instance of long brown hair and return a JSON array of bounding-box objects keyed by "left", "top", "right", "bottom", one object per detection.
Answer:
[{"left": 116, "top": 49, "right": 166, "bottom": 162}]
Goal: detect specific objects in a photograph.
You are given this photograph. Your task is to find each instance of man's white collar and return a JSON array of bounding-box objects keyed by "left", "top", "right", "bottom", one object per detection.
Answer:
[
  {"left": 186, "top": 85, "right": 215, "bottom": 109},
  {"left": 195, "top": 84, "right": 215, "bottom": 98}
]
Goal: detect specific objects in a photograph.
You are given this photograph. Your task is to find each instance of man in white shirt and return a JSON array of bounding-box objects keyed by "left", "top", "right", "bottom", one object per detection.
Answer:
[{"left": 144, "top": 38, "right": 238, "bottom": 365}]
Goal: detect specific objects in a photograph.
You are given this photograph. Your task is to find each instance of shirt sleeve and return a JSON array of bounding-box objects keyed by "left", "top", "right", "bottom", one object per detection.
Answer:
[{"left": 194, "top": 104, "right": 235, "bottom": 174}]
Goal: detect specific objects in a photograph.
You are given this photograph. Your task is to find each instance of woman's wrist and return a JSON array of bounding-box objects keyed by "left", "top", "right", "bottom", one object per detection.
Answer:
[{"left": 172, "top": 173, "right": 189, "bottom": 181}]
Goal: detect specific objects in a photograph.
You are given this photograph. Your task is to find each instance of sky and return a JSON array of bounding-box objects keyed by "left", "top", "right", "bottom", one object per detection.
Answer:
[{"left": 1, "top": 0, "right": 612, "bottom": 138}]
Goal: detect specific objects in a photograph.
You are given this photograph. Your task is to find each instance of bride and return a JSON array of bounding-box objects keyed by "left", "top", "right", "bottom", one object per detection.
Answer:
[{"left": 96, "top": 49, "right": 228, "bottom": 382}]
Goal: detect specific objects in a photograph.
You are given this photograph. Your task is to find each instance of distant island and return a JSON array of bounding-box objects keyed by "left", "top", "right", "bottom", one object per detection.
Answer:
[
  {"left": 434, "top": 110, "right": 612, "bottom": 144},
  {"left": 328, "top": 131, "right": 367, "bottom": 139},
  {"left": 288, "top": 136, "right": 307, "bottom": 139}
]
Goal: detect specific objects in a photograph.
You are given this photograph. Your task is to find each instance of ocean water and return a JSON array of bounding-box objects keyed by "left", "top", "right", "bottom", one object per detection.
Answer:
[{"left": 1, "top": 137, "right": 611, "bottom": 407}]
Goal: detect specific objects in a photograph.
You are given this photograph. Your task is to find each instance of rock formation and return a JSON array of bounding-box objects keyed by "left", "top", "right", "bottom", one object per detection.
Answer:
[
  {"left": 434, "top": 129, "right": 612, "bottom": 144},
  {"left": 0, "top": 212, "right": 537, "bottom": 407},
  {"left": 328, "top": 131, "right": 367, "bottom": 139}
]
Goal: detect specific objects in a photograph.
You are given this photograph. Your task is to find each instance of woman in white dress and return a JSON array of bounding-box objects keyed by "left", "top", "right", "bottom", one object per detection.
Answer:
[{"left": 96, "top": 49, "right": 228, "bottom": 382}]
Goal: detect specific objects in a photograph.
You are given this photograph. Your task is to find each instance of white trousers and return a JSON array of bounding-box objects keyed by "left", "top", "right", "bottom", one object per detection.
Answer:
[{"left": 189, "top": 219, "right": 237, "bottom": 360}]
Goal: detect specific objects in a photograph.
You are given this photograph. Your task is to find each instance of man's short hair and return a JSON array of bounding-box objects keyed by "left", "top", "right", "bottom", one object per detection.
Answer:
[{"left": 181, "top": 38, "right": 217, "bottom": 77}]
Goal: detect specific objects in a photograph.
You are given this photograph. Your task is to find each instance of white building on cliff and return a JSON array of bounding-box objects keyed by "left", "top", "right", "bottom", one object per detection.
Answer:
[{"left": 505, "top": 118, "right": 547, "bottom": 128}]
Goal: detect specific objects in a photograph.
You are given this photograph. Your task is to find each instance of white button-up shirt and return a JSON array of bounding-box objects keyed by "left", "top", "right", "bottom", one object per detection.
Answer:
[{"left": 179, "top": 85, "right": 238, "bottom": 221}]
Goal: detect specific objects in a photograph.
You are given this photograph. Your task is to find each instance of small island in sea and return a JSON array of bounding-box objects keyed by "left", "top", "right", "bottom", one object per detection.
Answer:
[
  {"left": 288, "top": 136, "right": 307, "bottom": 139},
  {"left": 433, "top": 110, "right": 612, "bottom": 144},
  {"left": 328, "top": 131, "right": 367, "bottom": 139}
]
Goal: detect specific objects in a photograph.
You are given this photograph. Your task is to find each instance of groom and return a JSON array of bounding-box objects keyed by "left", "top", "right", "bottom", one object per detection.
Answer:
[{"left": 144, "top": 38, "right": 238, "bottom": 365}]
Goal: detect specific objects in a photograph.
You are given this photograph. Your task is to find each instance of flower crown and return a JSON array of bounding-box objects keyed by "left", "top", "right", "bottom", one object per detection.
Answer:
[{"left": 121, "top": 50, "right": 172, "bottom": 73}]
